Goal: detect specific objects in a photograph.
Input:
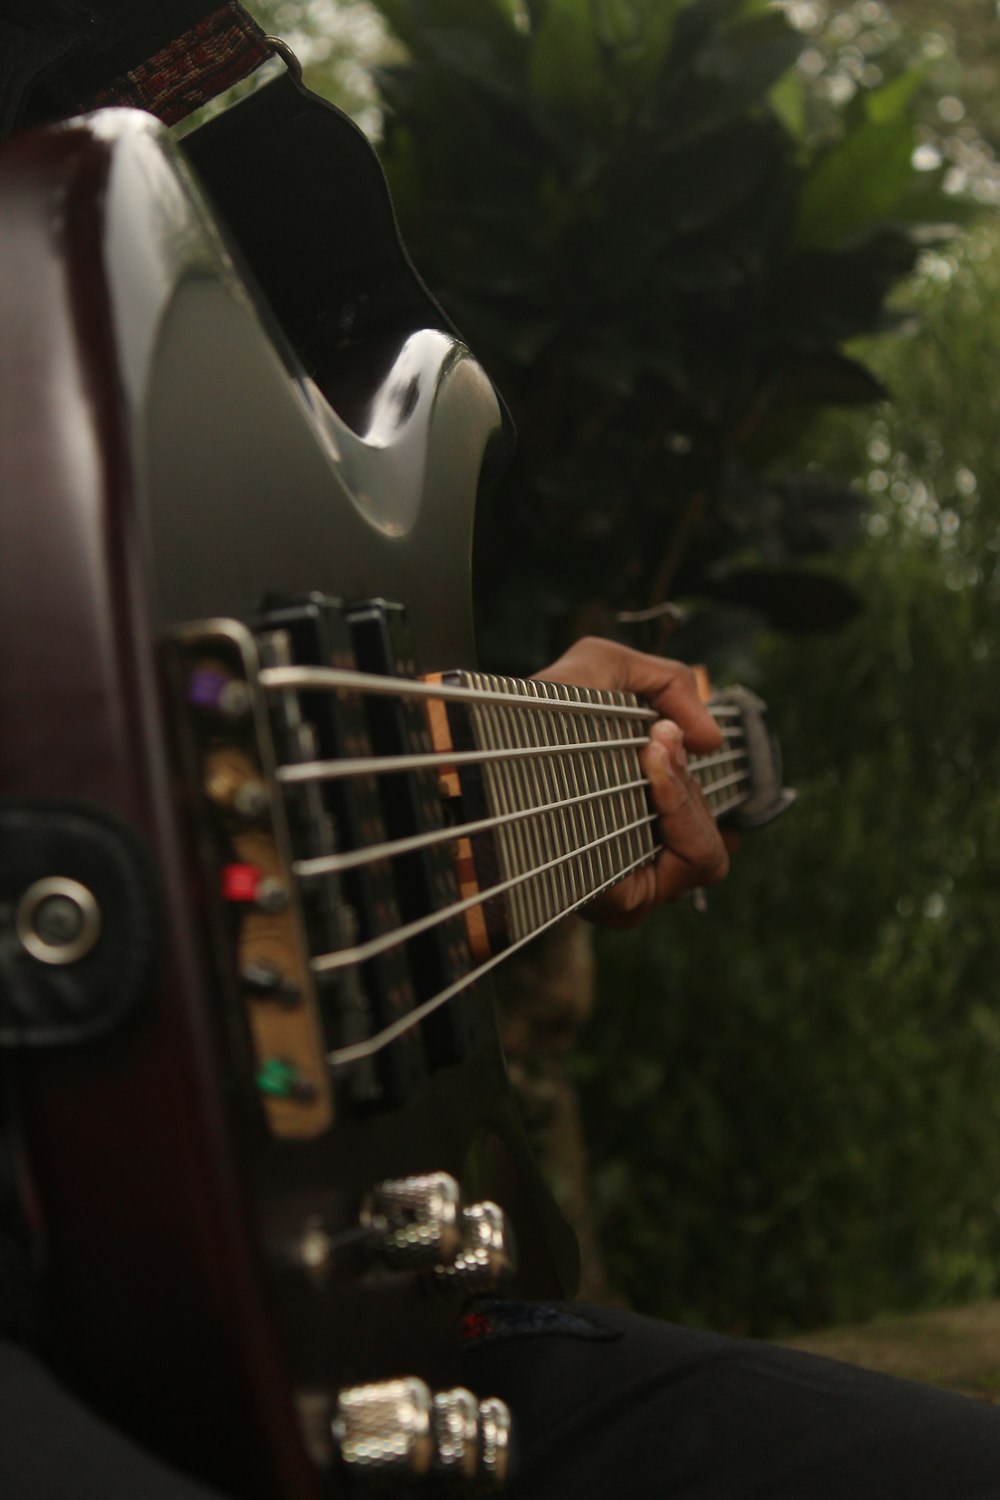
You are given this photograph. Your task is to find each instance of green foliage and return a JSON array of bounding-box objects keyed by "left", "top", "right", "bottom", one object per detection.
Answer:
[
  {"left": 369, "top": 0, "right": 959, "bottom": 670},
  {"left": 580, "top": 223, "right": 1000, "bottom": 1335},
  {"left": 794, "top": 69, "right": 924, "bottom": 248},
  {"left": 784, "top": 0, "right": 1000, "bottom": 205}
]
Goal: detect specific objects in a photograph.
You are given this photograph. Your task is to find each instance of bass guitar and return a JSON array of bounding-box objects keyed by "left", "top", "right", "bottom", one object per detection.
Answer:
[{"left": 0, "top": 82, "right": 790, "bottom": 1499}]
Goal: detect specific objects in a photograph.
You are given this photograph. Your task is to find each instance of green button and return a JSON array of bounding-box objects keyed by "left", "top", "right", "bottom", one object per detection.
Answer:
[{"left": 256, "top": 1057, "right": 303, "bottom": 1099}]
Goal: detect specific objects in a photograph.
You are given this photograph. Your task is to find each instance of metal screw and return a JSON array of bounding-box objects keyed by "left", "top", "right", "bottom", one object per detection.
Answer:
[{"left": 16, "top": 878, "right": 101, "bottom": 965}]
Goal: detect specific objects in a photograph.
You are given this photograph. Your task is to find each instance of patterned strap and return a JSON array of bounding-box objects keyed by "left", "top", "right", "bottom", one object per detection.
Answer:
[{"left": 90, "top": 2, "right": 273, "bottom": 126}]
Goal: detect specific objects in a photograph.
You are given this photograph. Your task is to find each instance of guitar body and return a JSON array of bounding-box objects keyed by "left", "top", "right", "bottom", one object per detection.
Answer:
[{"left": 0, "top": 107, "right": 576, "bottom": 1496}]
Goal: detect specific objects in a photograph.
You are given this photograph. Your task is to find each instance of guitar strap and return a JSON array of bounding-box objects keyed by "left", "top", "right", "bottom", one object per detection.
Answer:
[{"left": 0, "top": 1, "right": 271, "bottom": 137}]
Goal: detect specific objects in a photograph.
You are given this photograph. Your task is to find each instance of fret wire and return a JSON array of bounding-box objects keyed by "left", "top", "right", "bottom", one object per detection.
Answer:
[
  {"left": 324, "top": 840, "right": 665, "bottom": 1067},
  {"left": 626, "top": 701, "right": 646, "bottom": 868},
  {"left": 606, "top": 696, "right": 631, "bottom": 869},
  {"left": 478, "top": 678, "right": 523, "bottom": 940},
  {"left": 277, "top": 734, "right": 651, "bottom": 784},
  {"left": 566, "top": 690, "right": 599, "bottom": 888},
  {"left": 611, "top": 690, "right": 644, "bottom": 875},
  {"left": 523, "top": 679, "right": 563, "bottom": 925},
  {"left": 503, "top": 676, "right": 541, "bottom": 940},
  {"left": 533, "top": 679, "right": 571, "bottom": 917},
  {"left": 543, "top": 692, "right": 567, "bottom": 922},
  {"left": 310, "top": 808, "right": 660, "bottom": 974},
  {"left": 582, "top": 688, "right": 603, "bottom": 883},
  {"left": 598, "top": 688, "right": 621, "bottom": 886},
  {"left": 547, "top": 680, "right": 589, "bottom": 906},
  {"left": 570, "top": 686, "right": 598, "bottom": 900},
  {"left": 597, "top": 689, "right": 619, "bottom": 887},
  {"left": 511, "top": 678, "right": 548, "bottom": 934},
  {"left": 572, "top": 685, "right": 604, "bottom": 890},
  {"left": 554, "top": 682, "right": 580, "bottom": 911}
]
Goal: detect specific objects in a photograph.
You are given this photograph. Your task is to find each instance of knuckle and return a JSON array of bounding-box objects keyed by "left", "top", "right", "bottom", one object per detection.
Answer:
[
  {"left": 578, "top": 634, "right": 611, "bottom": 658},
  {"left": 704, "top": 843, "right": 730, "bottom": 885}
]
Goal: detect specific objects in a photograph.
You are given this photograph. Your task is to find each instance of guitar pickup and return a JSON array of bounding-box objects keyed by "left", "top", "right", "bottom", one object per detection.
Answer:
[{"left": 346, "top": 600, "right": 481, "bottom": 1065}]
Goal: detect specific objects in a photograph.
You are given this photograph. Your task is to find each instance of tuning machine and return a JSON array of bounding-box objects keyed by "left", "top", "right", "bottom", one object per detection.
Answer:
[
  {"left": 365, "top": 1173, "right": 514, "bottom": 1292},
  {"left": 433, "top": 1200, "right": 514, "bottom": 1296},
  {"left": 333, "top": 1377, "right": 513, "bottom": 1488}
]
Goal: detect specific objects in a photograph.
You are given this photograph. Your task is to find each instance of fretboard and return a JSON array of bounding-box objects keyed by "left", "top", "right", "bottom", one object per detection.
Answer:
[{"left": 427, "top": 671, "right": 752, "bottom": 955}]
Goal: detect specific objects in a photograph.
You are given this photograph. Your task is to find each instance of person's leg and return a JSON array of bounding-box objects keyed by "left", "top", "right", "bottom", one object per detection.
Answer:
[
  {"left": 0, "top": 1341, "right": 234, "bottom": 1500},
  {"left": 462, "top": 1301, "right": 1000, "bottom": 1499}
]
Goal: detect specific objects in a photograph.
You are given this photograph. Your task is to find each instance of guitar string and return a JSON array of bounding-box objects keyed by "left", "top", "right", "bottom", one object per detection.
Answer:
[
  {"left": 260, "top": 663, "right": 745, "bottom": 725},
  {"left": 292, "top": 755, "right": 750, "bottom": 880},
  {"left": 308, "top": 763, "right": 749, "bottom": 978},
  {"left": 324, "top": 846, "right": 665, "bottom": 1066},
  {"left": 278, "top": 736, "right": 748, "bottom": 786},
  {"left": 279, "top": 734, "right": 652, "bottom": 784},
  {"left": 321, "top": 789, "right": 744, "bottom": 1070},
  {"left": 309, "top": 808, "right": 663, "bottom": 973},
  {"left": 294, "top": 776, "right": 652, "bottom": 878},
  {"left": 252, "top": 666, "right": 752, "bottom": 1061}
]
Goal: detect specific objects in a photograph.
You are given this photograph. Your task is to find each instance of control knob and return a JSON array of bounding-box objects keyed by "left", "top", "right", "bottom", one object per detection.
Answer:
[{"left": 333, "top": 1378, "right": 513, "bottom": 1487}]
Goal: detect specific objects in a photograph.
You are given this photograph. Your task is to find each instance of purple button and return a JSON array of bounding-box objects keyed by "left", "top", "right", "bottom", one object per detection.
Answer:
[{"left": 188, "top": 668, "right": 229, "bottom": 709}]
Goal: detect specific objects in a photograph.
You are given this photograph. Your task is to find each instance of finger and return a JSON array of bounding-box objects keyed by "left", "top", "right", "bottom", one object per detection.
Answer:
[
  {"left": 643, "top": 725, "right": 729, "bottom": 900},
  {"left": 586, "top": 721, "right": 730, "bottom": 925},
  {"left": 631, "top": 661, "right": 721, "bottom": 754},
  {"left": 537, "top": 640, "right": 721, "bottom": 753},
  {"left": 584, "top": 864, "right": 658, "bottom": 928}
]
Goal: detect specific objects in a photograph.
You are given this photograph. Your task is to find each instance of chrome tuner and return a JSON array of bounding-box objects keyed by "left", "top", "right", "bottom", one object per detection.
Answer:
[
  {"left": 333, "top": 1376, "right": 434, "bottom": 1479},
  {"left": 478, "top": 1396, "right": 514, "bottom": 1488},
  {"left": 431, "top": 1387, "right": 480, "bottom": 1481},
  {"left": 434, "top": 1202, "right": 515, "bottom": 1296},
  {"left": 334, "top": 1379, "right": 513, "bottom": 1488},
  {"left": 366, "top": 1172, "right": 462, "bottom": 1269}
]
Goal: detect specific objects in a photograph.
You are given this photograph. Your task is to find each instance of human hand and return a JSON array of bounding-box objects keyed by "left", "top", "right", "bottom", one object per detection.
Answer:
[{"left": 533, "top": 636, "right": 730, "bottom": 925}]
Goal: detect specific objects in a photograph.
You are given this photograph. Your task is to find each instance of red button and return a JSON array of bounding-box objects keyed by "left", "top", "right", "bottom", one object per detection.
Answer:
[{"left": 221, "top": 863, "right": 261, "bottom": 902}]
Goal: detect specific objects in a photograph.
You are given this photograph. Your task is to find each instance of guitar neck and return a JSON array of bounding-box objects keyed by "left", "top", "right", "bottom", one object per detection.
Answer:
[
  {"left": 421, "top": 671, "right": 752, "bottom": 957},
  {"left": 180, "top": 620, "right": 792, "bottom": 1095}
]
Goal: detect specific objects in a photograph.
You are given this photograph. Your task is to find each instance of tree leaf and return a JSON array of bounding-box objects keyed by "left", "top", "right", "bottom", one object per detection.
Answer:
[
  {"left": 528, "top": 0, "right": 615, "bottom": 115},
  {"left": 794, "top": 70, "right": 925, "bottom": 249},
  {"left": 769, "top": 68, "right": 806, "bottom": 140},
  {"left": 766, "top": 351, "right": 889, "bottom": 408},
  {"left": 377, "top": 0, "right": 524, "bottom": 61}
]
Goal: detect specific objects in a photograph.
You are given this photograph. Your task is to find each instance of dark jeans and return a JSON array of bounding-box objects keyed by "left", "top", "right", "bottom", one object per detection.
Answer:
[
  {"left": 464, "top": 1302, "right": 1000, "bottom": 1500},
  {"left": 3, "top": 1303, "right": 1000, "bottom": 1497}
]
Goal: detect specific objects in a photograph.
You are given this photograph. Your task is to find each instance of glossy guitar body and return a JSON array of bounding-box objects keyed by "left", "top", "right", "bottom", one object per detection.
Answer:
[{"left": 0, "top": 106, "right": 576, "bottom": 1496}]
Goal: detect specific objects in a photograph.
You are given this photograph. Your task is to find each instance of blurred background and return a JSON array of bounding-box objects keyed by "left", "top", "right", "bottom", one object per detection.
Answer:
[{"left": 228, "top": 0, "right": 1000, "bottom": 1354}]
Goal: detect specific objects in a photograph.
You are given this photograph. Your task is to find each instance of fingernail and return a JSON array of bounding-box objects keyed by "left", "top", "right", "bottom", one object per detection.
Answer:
[
  {"left": 651, "top": 719, "right": 687, "bottom": 771},
  {"left": 646, "top": 740, "right": 671, "bottom": 785}
]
